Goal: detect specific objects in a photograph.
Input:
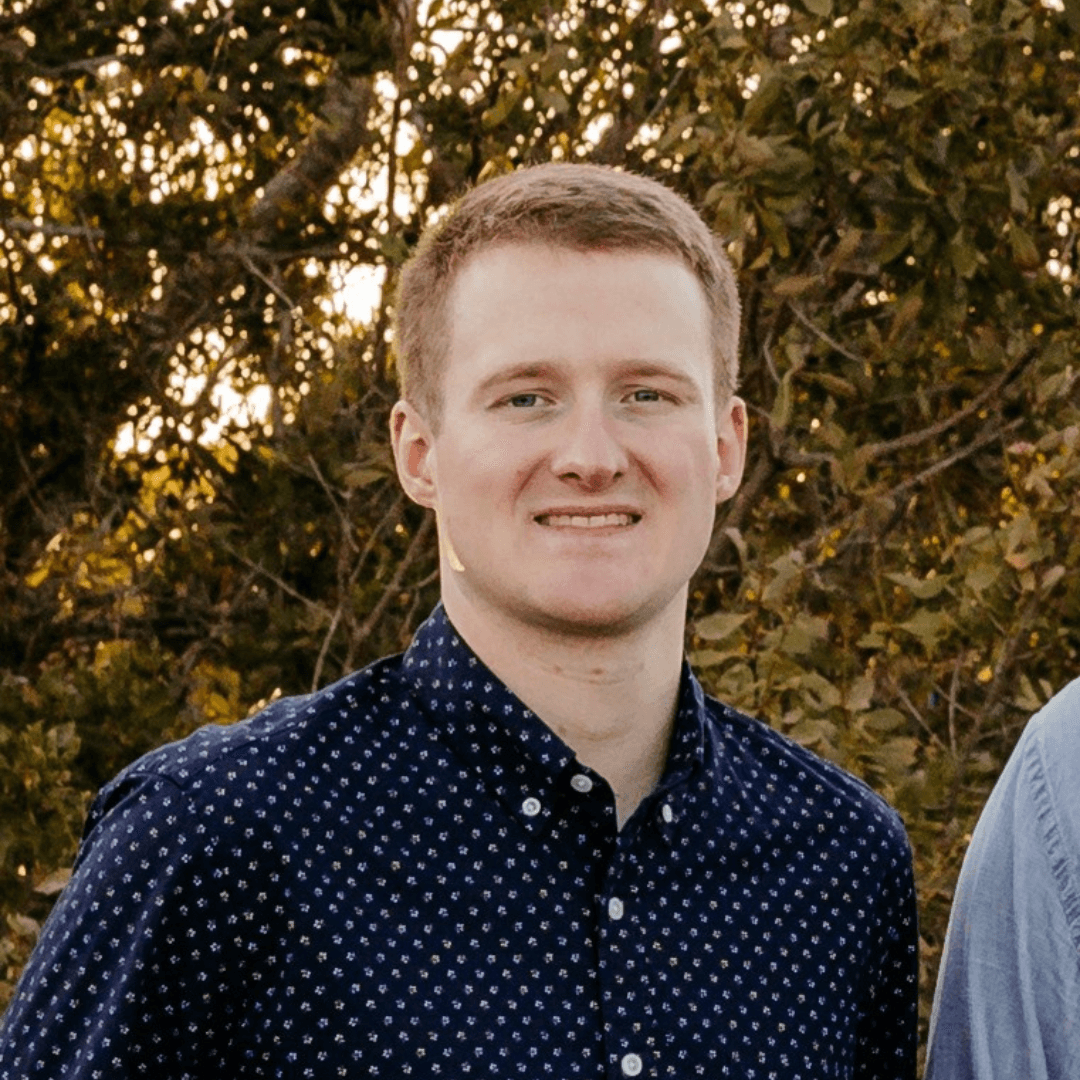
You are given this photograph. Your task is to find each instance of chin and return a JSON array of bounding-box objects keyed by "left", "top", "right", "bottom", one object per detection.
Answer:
[{"left": 516, "top": 589, "right": 675, "bottom": 639}]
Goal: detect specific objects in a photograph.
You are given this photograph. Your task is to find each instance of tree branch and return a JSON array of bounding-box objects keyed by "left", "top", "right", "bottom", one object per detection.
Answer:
[
  {"left": 247, "top": 72, "right": 374, "bottom": 243},
  {"left": 1, "top": 219, "right": 105, "bottom": 241},
  {"left": 859, "top": 346, "right": 1036, "bottom": 462},
  {"left": 311, "top": 602, "right": 344, "bottom": 692},
  {"left": 347, "top": 513, "right": 434, "bottom": 667}
]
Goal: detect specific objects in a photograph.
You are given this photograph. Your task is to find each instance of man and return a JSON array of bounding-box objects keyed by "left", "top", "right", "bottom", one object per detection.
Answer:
[
  {"left": 0, "top": 163, "right": 918, "bottom": 1078},
  {"left": 926, "top": 676, "right": 1080, "bottom": 1079}
]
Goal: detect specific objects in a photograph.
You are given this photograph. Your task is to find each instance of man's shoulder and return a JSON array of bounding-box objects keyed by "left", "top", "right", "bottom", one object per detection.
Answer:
[
  {"left": 105, "top": 652, "right": 412, "bottom": 797},
  {"left": 1011, "top": 674, "right": 1080, "bottom": 812},
  {"left": 1025, "top": 675, "right": 1080, "bottom": 764},
  {"left": 699, "top": 692, "right": 910, "bottom": 846}
]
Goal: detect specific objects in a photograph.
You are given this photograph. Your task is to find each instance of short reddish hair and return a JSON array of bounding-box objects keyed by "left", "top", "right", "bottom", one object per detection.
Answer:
[{"left": 393, "top": 163, "right": 740, "bottom": 426}]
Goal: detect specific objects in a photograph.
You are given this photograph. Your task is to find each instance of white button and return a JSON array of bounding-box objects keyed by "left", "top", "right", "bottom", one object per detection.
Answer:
[
  {"left": 521, "top": 797, "right": 542, "bottom": 817},
  {"left": 608, "top": 896, "right": 625, "bottom": 920},
  {"left": 570, "top": 773, "right": 593, "bottom": 793},
  {"left": 661, "top": 803, "right": 674, "bottom": 824},
  {"left": 621, "top": 1052, "right": 643, "bottom": 1076}
]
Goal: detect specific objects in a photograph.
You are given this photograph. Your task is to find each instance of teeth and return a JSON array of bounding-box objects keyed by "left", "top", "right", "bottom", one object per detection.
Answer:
[{"left": 539, "top": 513, "right": 635, "bottom": 528}]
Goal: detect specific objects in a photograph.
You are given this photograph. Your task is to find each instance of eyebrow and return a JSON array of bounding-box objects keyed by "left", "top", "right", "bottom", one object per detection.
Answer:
[
  {"left": 472, "top": 363, "right": 556, "bottom": 398},
  {"left": 614, "top": 361, "right": 703, "bottom": 390},
  {"left": 471, "top": 359, "right": 704, "bottom": 399}
]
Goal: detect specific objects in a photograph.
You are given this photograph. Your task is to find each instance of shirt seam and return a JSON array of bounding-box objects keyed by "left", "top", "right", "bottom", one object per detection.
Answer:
[
  {"left": 112, "top": 665, "right": 398, "bottom": 797},
  {"left": 1025, "top": 724, "right": 1080, "bottom": 958}
]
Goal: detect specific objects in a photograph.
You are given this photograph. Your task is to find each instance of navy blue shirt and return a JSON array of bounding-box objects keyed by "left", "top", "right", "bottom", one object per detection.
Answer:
[{"left": 0, "top": 606, "right": 917, "bottom": 1078}]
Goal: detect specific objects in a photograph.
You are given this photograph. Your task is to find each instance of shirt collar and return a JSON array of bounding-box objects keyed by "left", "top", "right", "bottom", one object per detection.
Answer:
[{"left": 403, "top": 604, "right": 707, "bottom": 833}]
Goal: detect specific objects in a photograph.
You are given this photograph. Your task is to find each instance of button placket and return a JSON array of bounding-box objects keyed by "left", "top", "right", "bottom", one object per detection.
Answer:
[{"left": 597, "top": 837, "right": 654, "bottom": 1080}]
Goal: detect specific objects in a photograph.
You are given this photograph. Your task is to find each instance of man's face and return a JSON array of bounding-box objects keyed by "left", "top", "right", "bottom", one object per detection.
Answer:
[{"left": 392, "top": 243, "right": 746, "bottom": 638}]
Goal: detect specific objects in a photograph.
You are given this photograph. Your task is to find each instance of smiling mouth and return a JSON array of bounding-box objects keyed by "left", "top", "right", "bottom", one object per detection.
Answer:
[{"left": 535, "top": 512, "right": 640, "bottom": 528}]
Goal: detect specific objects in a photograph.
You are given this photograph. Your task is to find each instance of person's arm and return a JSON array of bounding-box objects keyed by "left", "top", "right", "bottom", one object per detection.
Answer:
[
  {"left": 0, "top": 771, "right": 250, "bottom": 1079},
  {"left": 926, "top": 697, "right": 1080, "bottom": 1080},
  {"left": 856, "top": 825, "right": 920, "bottom": 1080}
]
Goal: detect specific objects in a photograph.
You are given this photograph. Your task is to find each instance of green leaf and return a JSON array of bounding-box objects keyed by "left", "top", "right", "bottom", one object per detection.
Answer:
[
  {"left": 483, "top": 87, "right": 522, "bottom": 129},
  {"left": 1009, "top": 226, "right": 1041, "bottom": 270},
  {"left": 884, "top": 89, "right": 925, "bottom": 110},
  {"left": 694, "top": 611, "right": 750, "bottom": 642},
  {"left": 761, "top": 551, "right": 806, "bottom": 609},
  {"left": 871, "top": 737, "right": 919, "bottom": 770},
  {"left": 757, "top": 203, "right": 791, "bottom": 258},
  {"left": 886, "top": 571, "right": 948, "bottom": 600},
  {"left": 743, "top": 72, "right": 787, "bottom": 132},
  {"left": 799, "top": 672, "right": 842, "bottom": 711},
  {"left": 903, "top": 156, "right": 935, "bottom": 195},
  {"left": 537, "top": 86, "right": 570, "bottom": 116},
  {"left": 789, "top": 717, "right": 837, "bottom": 748},
  {"left": 806, "top": 371, "right": 859, "bottom": 399},
  {"left": 779, "top": 613, "right": 830, "bottom": 656},
  {"left": 964, "top": 562, "right": 1001, "bottom": 595},
  {"left": 1006, "top": 161, "right": 1029, "bottom": 214},
  {"left": 865, "top": 708, "right": 907, "bottom": 733},
  {"left": 341, "top": 466, "right": 387, "bottom": 490},
  {"left": 949, "top": 236, "right": 980, "bottom": 278},
  {"left": 896, "top": 609, "right": 954, "bottom": 653}
]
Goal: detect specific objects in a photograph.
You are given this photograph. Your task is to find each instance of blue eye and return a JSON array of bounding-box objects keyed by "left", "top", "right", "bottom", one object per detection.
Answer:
[
  {"left": 631, "top": 388, "right": 663, "bottom": 402},
  {"left": 507, "top": 393, "right": 541, "bottom": 408}
]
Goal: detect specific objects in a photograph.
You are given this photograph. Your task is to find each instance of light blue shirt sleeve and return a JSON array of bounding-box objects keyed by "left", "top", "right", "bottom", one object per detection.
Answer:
[{"left": 926, "top": 677, "right": 1080, "bottom": 1080}]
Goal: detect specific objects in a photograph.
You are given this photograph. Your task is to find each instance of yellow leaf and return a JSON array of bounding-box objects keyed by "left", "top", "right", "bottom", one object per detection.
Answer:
[
  {"left": 1042, "top": 564, "right": 1066, "bottom": 590},
  {"left": 773, "top": 275, "right": 819, "bottom": 297},
  {"left": 25, "top": 565, "right": 49, "bottom": 588},
  {"left": 770, "top": 370, "right": 794, "bottom": 433},
  {"left": 34, "top": 867, "right": 73, "bottom": 897}
]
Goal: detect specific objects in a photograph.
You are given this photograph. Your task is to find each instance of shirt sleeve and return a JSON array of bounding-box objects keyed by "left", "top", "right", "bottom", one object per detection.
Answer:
[
  {"left": 0, "top": 770, "right": 258, "bottom": 1079},
  {"left": 855, "top": 821, "right": 920, "bottom": 1080},
  {"left": 925, "top": 688, "right": 1080, "bottom": 1080}
]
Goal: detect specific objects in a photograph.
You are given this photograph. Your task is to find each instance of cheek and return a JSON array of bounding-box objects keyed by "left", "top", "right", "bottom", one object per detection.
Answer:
[
  {"left": 437, "top": 441, "right": 537, "bottom": 517},
  {"left": 644, "top": 438, "right": 720, "bottom": 496}
]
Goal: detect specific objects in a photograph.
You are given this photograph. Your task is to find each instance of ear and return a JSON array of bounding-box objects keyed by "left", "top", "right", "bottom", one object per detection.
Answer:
[
  {"left": 715, "top": 395, "right": 748, "bottom": 504},
  {"left": 390, "top": 399, "right": 438, "bottom": 508}
]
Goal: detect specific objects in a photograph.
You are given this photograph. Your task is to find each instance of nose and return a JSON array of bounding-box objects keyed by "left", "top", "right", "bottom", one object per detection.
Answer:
[{"left": 548, "top": 403, "right": 629, "bottom": 491}]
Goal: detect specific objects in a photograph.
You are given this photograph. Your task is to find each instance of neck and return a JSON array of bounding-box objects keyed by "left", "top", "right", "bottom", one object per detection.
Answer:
[{"left": 442, "top": 591, "right": 686, "bottom": 828}]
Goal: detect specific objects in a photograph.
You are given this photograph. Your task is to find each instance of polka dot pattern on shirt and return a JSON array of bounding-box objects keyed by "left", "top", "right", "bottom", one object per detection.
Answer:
[{"left": 0, "top": 604, "right": 918, "bottom": 1079}]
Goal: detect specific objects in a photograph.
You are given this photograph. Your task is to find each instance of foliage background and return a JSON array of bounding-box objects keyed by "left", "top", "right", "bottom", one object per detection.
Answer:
[{"left": 1, "top": 0, "right": 1078, "bottom": 1067}]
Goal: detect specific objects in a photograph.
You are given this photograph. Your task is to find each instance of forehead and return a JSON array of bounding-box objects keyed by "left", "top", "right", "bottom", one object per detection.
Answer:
[
  {"left": 443, "top": 243, "right": 712, "bottom": 383},
  {"left": 448, "top": 240, "right": 699, "bottom": 301}
]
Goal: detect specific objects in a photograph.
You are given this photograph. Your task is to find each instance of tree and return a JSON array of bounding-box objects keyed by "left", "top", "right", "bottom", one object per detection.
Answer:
[{"left": 1, "top": 0, "right": 1078, "bottom": 1062}]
